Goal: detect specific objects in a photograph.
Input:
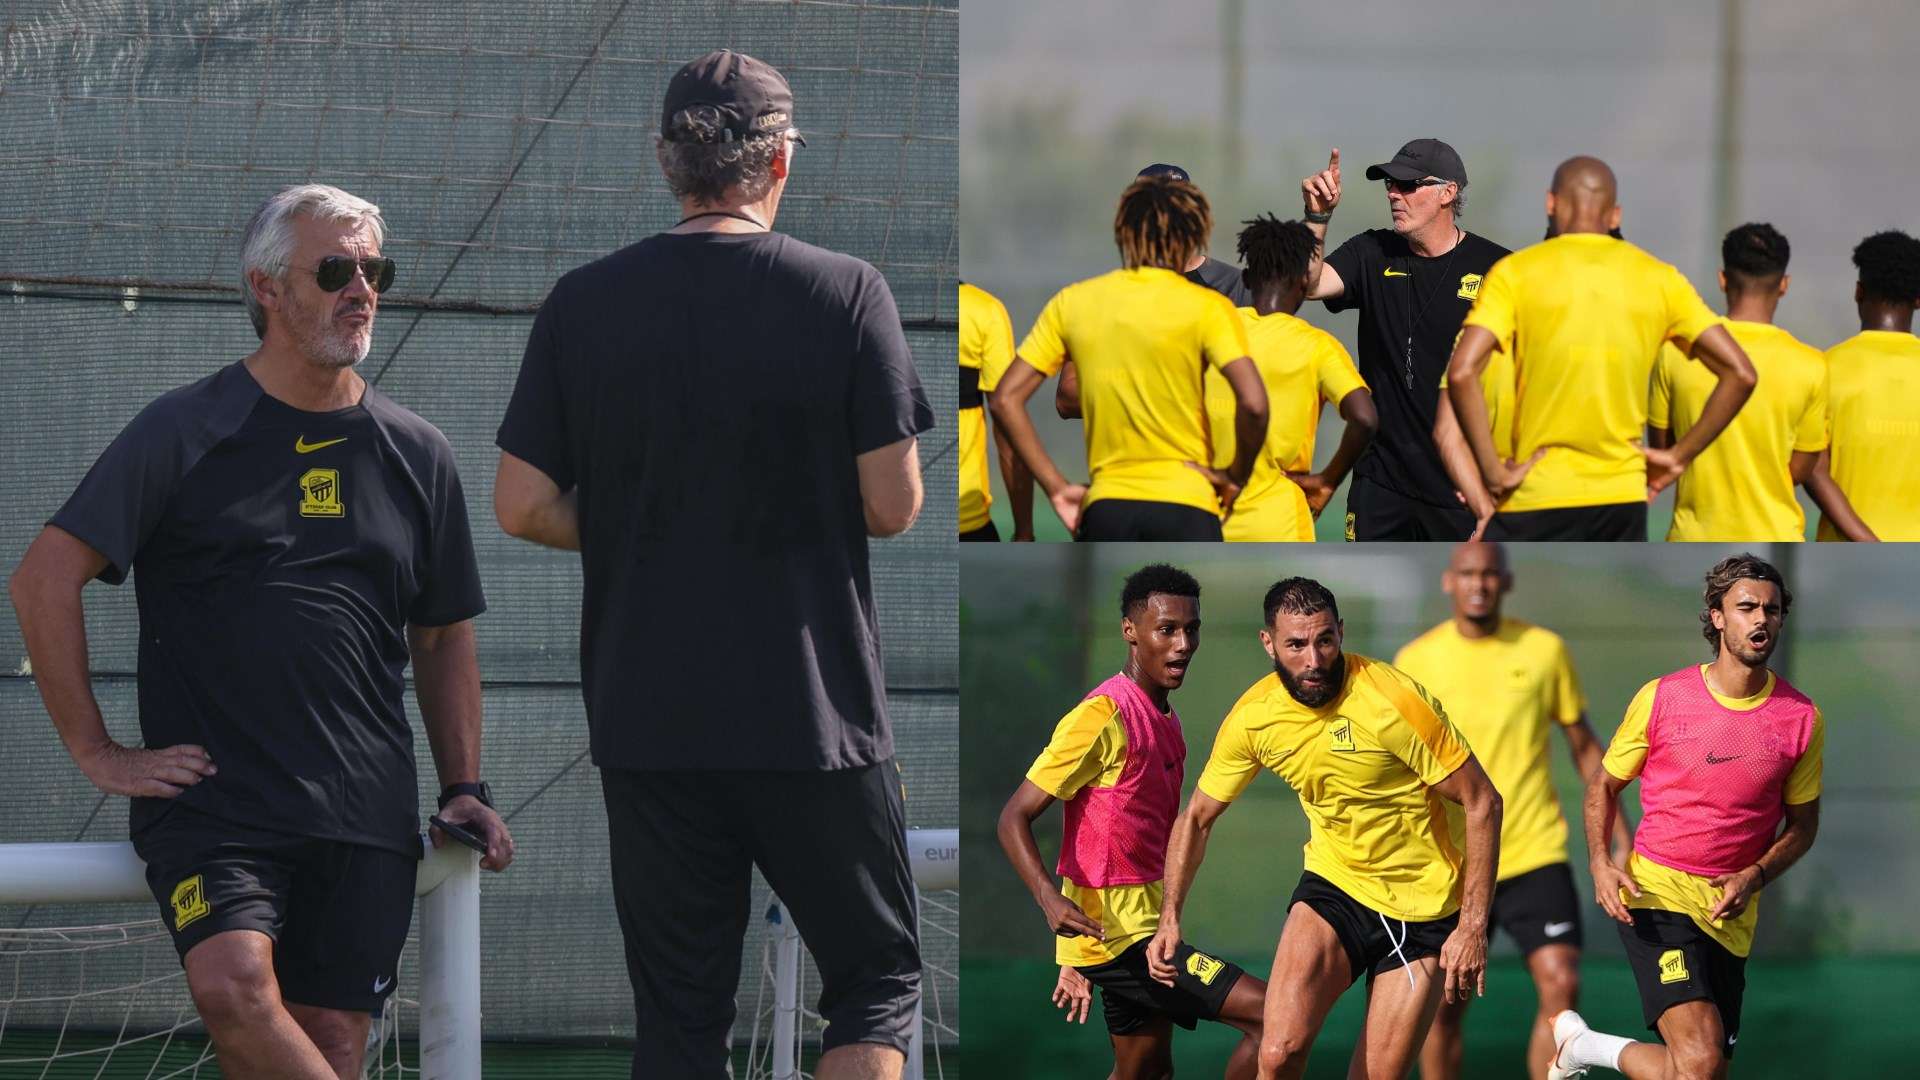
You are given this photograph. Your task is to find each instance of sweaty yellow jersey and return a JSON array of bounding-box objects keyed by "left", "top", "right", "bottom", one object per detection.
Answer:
[
  {"left": 1394, "top": 618, "right": 1586, "bottom": 881},
  {"left": 1198, "top": 655, "right": 1473, "bottom": 921},
  {"left": 1462, "top": 235, "right": 1721, "bottom": 512},
  {"left": 1203, "top": 308, "right": 1367, "bottom": 541},
  {"left": 1650, "top": 321, "right": 1827, "bottom": 542},
  {"left": 1602, "top": 672, "right": 1824, "bottom": 956},
  {"left": 1018, "top": 267, "right": 1250, "bottom": 514},
  {"left": 1818, "top": 329, "right": 1920, "bottom": 540},
  {"left": 958, "top": 283, "right": 1015, "bottom": 535}
]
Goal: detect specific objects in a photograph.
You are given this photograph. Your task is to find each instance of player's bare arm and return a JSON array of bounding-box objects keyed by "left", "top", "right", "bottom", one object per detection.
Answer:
[
  {"left": 1431, "top": 393, "right": 1498, "bottom": 538},
  {"left": 1146, "top": 789, "right": 1230, "bottom": 986},
  {"left": 1289, "top": 387, "right": 1377, "bottom": 518},
  {"left": 1184, "top": 356, "right": 1268, "bottom": 518},
  {"left": 9, "top": 525, "right": 216, "bottom": 798},
  {"left": 1430, "top": 755, "right": 1502, "bottom": 1004},
  {"left": 1803, "top": 448, "right": 1880, "bottom": 541},
  {"left": 989, "top": 358, "right": 1090, "bottom": 534},
  {"left": 1560, "top": 716, "right": 1632, "bottom": 864},
  {"left": 1445, "top": 326, "right": 1545, "bottom": 503},
  {"left": 410, "top": 620, "right": 515, "bottom": 872},
  {"left": 997, "top": 780, "right": 1105, "bottom": 940},
  {"left": 1708, "top": 798, "right": 1818, "bottom": 922},
  {"left": 1054, "top": 358, "right": 1081, "bottom": 419},
  {"left": 985, "top": 404, "right": 1036, "bottom": 540},
  {"left": 1300, "top": 148, "right": 1346, "bottom": 301},
  {"left": 1584, "top": 769, "right": 1642, "bottom": 925},
  {"left": 1643, "top": 325, "right": 1758, "bottom": 497},
  {"left": 494, "top": 451, "right": 581, "bottom": 550},
  {"left": 854, "top": 434, "right": 925, "bottom": 537}
]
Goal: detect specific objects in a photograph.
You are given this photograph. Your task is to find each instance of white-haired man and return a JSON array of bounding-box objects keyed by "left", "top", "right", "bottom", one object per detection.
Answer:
[
  {"left": 9, "top": 184, "right": 513, "bottom": 1079},
  {"left": 494, "top": 49, "right": 933, "bottom": 1080}
]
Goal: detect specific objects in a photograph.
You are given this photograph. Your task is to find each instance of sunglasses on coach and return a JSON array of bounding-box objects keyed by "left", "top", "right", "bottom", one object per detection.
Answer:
[
  {"left": 1382, "top": 176, "right": 1451, "bottom": 195},
  {"left": 300, "top": 255, "right": 396, "bottom": 293}
]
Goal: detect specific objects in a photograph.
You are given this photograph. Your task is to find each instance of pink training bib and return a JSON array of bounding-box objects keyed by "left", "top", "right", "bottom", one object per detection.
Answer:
[
  {"left": 1057, "top": 672, "right": 1187, "bottom": 888},
  {"left": 1633, "top": 666, "right": 1816, "bottom": 877}
]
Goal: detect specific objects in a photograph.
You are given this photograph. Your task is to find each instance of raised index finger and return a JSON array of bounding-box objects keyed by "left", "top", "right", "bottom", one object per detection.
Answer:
[{"left": 1329, "top": 147, "right": 1340, "bottom": 172}]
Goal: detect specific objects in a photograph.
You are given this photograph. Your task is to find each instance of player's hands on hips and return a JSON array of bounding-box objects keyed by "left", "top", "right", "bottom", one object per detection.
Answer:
[
  {"left": 1052, "top": 964, "right": 1092, "bottom": 1024},
  {"left": 1183, "top": 463, "right": 1244, "bottom": 521},
  {"left": 1302, "top": 148, "right": 1342, "bottom": 215},
  {"left": 1642, "top": 445, "right": 1686, "bottom": 499},
  {"left": 1040, "top": 889, "right": 1104, "bottom": 940},
  {"left": 1706, "top": 865, "right": 1763, "bottom": 922},
  {"left": 1438, "top": 922, "right": 1488, "bottom": 1004},
  {"left": 1484, "top": 449, "right": 1546, "bottom": 504},
  {"left": 1048, "top": 483, "right": 1088, "bottom": 536},
  {"left": 1144, "top": 921, "right": 1181, "bottom": 987},
  {"left": 433, "top": 795, "right": 516, "bottom": 871},
  {"left": 1288, "top": 471, "right": 1336, "bottom": 517},
  {"left": 1591, "top": 857, "right": 1642, "bottom": 925},
  {"left": 77, "top": 740, "right": 215, "bottom": 798}
]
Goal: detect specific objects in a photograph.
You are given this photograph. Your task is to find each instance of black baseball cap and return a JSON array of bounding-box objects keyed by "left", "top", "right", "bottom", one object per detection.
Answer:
[
  {"left": 660, "top": 50, "right": 805, "bottom": 145},
  {"left": 1365, "top": 139, "right": 1467, "bottom": 185},
  {"left": 1137, "top": 163, "right": 1191, "bottom": 182}
]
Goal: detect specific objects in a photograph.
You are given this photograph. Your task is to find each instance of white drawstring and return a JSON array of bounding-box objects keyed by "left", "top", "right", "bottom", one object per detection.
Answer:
[{"left": 1379, "top": 912, "right": 1415, "bottom": 989}]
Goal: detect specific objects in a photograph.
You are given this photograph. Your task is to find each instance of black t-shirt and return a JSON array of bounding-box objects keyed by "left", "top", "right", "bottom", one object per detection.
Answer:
[
  {"left": 1187, "top": 256, "right": 1252, "bottom": 307},
  {"left": 1323, "top": 228, "right": 1510, "bottom": 506},
  {"left": 52, "top": 363, "right": 485, "bottom": 856},
  {"left": 496, "top": 230, "right": 935, "bottom": 773}
]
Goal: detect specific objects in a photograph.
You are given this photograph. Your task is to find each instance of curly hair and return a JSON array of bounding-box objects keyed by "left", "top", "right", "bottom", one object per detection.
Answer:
[
  {"left": 656, "top": 104, "right": 787, "bottom": 203},
  {"left": 1120, "top": 563, "right": 1201, "bottom": 619},
  {"left": 1114, "top": 176, "right": 1211, "bottom": 272},
  {"left": 1700, "top": 553, "right": 1791, "bottom": 654},
  {"left": 1263, "top": 577, "right": 1340, "bottom": 628},
  {"left": 1722, "top": 222, "right": 1790, "bottom": 292},
  {"left": 1852, "top": 229, "right": 1920, "bottom": 305},
  {"left": 1237, "top": 214, "right": 1317, "bottom": 291}
]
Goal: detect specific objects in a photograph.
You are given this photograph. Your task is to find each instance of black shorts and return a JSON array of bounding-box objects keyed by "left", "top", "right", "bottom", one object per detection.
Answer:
[
  {"left": 1289, "top": 871, "right": 1458, "bottom": 984},
  {"left": 1487, "top": 501, "right": 1648, "bottom": 541},
  {"left": 1345, "top": 475, "right": 1475, "bottom": 542},
  {"left": 1618, "top": 909, "right": 1746, "bottom": 1059},
  {"left": 1076, "top": 938, "right": 1245, "bottom": 1036},
  {"left": 959, "top": 520, "right": 1001, "bottom": 541},
  {"left": 1077, "top": 499, "right": 1223, "bottom": 541},
  {"left": 602, "top": 761, "right": 920, "bottom": 1078},
  {"left": 132, "top": 803, "right": 416, "bottom": 1012},
  {"left": 1488, "top": 862, "right": 1583, "bottom": 955}
]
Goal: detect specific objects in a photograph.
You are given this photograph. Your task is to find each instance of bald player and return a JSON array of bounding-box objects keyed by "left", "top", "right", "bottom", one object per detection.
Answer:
[
  {"left": 1395, "top": 543, "right": 1630, "bottom": 1080},
  {"left": 1812, "top": 229, "right": 1920, "bottom": 540},
  {"left": 1445, "top": 156, "right": 1758, "bottom": 541}
]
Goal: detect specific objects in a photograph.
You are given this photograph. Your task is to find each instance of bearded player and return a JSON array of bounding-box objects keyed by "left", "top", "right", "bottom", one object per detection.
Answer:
[{"left": 1550, "top": 554, "right": 1822, "bottom": 1080}]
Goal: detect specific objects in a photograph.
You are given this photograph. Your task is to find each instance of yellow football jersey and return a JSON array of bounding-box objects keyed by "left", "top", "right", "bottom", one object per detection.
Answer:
[
  {"left": 1018, "top": 268, "right": 1250, "bottom": 515},
  {"left": 1198, "top": 655, "right": 1472, "bottom": 921},
  {"left": 1818, "top": 330, "right": 1920, "bottom": 540},
  {"left": 1650, "top": 321, "right": 1827, "bottom": 542},
  {"left": 1462, "top": 235, "right": 1721, "bottom": 513},
  {"left": 958, "top": 283, "right": 1016, "bottom": 535},
  {"left": 1025, "top": 694, "right": 1162, "bottom": 967},
  {"left": 1394, "top": 618, "right": 1586, "bottom": 882},
  {"left": 1203, "top": 308, "right": 1367, "bottom": 541}
]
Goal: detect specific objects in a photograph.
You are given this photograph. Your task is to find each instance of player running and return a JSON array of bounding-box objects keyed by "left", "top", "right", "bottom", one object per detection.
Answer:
[
  {"left": 1445, "top": 156, "right": 1758, "bottom": 541},
  {"left": 998, "top": 564, "right": 1267, "bottom": 1079},
  {"left": 1203, "top": 215, "right": 1377, "bottom": 541},
  {"left": 1152, "top": 578, "right": 1503, "bottom": 1080},
  {"left": 1649, "top": 223, "right": 1875, "bottom": 541},
  {"left": 1813, "top": 229, "right": 1920, "bottom": 540},
  {"left": 990, "top": 175, "right": 1269, "bottom": 540},
  {"left": 959, "top": 281, "right": 1033, "bottom": 540},
  {"left": 1394, "top": 542, "right": 1630, "bottom": 1080},
  {"left": 1550, "top": 554, "right": 1822, "bottom": 1080}
]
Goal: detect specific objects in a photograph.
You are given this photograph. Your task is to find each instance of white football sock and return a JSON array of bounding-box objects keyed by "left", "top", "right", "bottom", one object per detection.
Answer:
[{"left": 1567, "top": 1028, "right": 1632, "bottom": 1071}]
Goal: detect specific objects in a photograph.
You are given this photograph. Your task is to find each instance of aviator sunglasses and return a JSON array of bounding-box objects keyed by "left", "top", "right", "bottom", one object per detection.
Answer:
[{"left": 300, "top": 255, "right": 396, "bottom": 293}]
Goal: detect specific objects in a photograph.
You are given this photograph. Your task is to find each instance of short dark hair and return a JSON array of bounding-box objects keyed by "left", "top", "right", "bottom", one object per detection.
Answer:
[
  {"left": 1120, "top": 563, "right": 1201, "bottom": 619},
  {"left": 1263, "top": 577, "right": 1339, "bottom": 628},
  {"left": 1237, "top": 214, "right": 1317, "bottom": 291},
  {"left": 1853, "top": 230, "right": 1920, "bottom": 305},
  {"left": 1700, "top": 553, "right": 1791, "bottom": 654},
  {"left": 1722, "top": 222, "right": 1790, "bottom": 293}
]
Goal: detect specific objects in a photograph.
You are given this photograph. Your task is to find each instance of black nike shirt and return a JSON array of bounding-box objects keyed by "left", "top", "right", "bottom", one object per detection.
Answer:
[
  {"left": 52, "top": 362, "right": 485, "bottom": 856},
  {"left": 1324, "top": 228, "right": 1509, "bottom": 507}
]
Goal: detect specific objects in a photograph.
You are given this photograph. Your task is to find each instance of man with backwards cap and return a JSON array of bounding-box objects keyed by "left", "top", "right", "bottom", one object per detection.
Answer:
[
  {"left": 496, "top": 49, "right": 933, "bottom": 1079},
  {"left": 1298, "top": 139, "right": 1512, "bottom": 541}
]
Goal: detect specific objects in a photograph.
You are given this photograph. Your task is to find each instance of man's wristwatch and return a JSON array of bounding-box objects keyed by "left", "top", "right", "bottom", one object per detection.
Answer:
[{"left": 438, "top": 781, "right": 494, "bottom": 810}]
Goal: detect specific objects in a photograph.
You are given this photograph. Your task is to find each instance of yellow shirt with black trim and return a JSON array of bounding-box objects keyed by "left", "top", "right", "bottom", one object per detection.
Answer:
[
  {"left": 958, "top": 283, "right": 1015, "bottom": 534},
  {"left": 1198, "top": 655, "right": 1473, "bottom": 921},
  {"left": 1025, "top": 693, "right": 1162, "bottom": 967},
  {"left": 1601, "top": 670, "right": 1825, "bottom": 956},
  {"left": 1018, "top": 267, "right": 1250, "bottom": 515},
  {"left": 1461, "top": 235, "right": 1721, "bottom": 513},
  {"left": 1650, "top": 321, "right": 1828, "bottom": 542},
  {"left": 1393, "top": 618, "right": 1586, "bottom": 882},
  {"left": 1203, "top": 308, "right": 1368, "bottom": 541},
  {"left": 1819, "top": 329, "right": 1920, "bottom": 541}
]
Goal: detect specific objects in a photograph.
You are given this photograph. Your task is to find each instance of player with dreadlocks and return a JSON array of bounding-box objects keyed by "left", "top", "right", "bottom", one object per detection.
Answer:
[
  {"left": 1812, "top": 229, "right": 1920, "bottom": 540},
  {"left": 990, "top": 176, "right": 1269, "bottom": 540},
  {"left": 1202, "top": 215, "right": 1377, "bottom": 540}
]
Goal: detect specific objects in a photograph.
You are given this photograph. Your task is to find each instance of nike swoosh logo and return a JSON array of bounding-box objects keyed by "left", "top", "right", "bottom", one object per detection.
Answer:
[
  {"left": 373, "top": 975, "right": 392, "bottom": 993},
  {"left": 1544, "top": 920, "right": 1574, "bottom": 937},
  {"left": 1382, "top": 269, "right": 1410, "bottom": 277},
  {"left": 1705, "top": 752, "right": 1743, "bottom": 764},
  {"left": 295, "top": 435, "right": 349, "bottom": 454}
]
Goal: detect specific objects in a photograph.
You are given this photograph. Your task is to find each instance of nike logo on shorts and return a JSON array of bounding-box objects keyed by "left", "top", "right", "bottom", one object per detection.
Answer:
[
  {"left": 373, "top": 975, "right": 392, "bottom": 993},
  {"left": 1544, "top": 921, "right": 1574, "bottom": 937}
]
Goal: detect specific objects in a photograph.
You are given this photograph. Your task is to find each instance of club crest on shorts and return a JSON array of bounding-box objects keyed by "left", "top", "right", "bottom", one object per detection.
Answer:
[
  {"left": 1658, "top": 948, "right": 1689, "bottom": 984},
  {"left": 299, "top": 467, "right": 345, "bottom": 518},
  {"left": 171, "top": 874, "right": 210, "bottom": 930},
  {"left": 1328, "top": 716, "right": 1357, "bottom": 752},
  {"left": 1457, "top": 273, "right": 1482, "bottom": 300},
  {"left": 1185, "top": 950, "right": 1225, "bottom": 986}
]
